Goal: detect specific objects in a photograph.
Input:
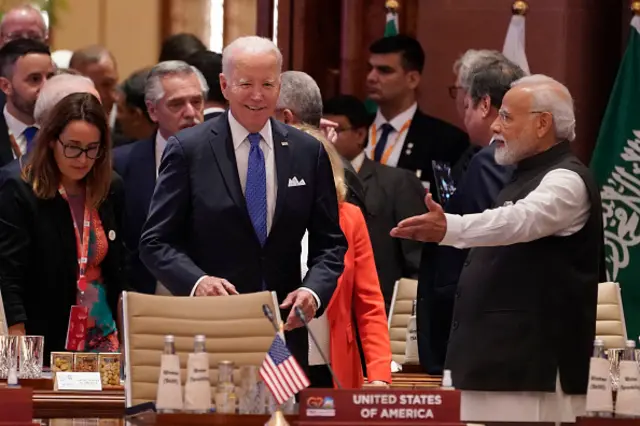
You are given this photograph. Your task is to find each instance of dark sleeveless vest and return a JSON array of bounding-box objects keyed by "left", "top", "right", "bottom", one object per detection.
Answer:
[{"left": 444, "top": 141, "right": 603, "bottom": 394}]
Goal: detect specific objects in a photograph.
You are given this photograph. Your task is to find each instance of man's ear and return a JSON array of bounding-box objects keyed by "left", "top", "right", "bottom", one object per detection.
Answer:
[
  {"left": 480, "top": 95, "right": 492, "bottom": 118},
  {"left": 283, "top": 109, "right": 296, "bottom": 125},
  {"left": 145, "top": 100, "right": 159, "bottom": 124},
  {"left": 0, "top": 77, "right": 12, "bottom": 97},
  {"left": 406, "top": 70, "right": 421, "bottom": 91},
  {"left": 355, "top": 127, "right": 368, "bottom": 148}
]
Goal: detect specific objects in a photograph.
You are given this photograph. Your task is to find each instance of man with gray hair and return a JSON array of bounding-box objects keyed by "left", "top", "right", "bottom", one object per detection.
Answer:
[
  {"left": 140, "top": 36, "right": 347, "bottom": 371},
  {"left": 113, "top": 60, "right": 207, "bottom": 294},
  {"left": 393, "top": 75, "right": 602, "bottom": 423},
  {"left": 417, "top": 50, "right": 524, "bottom": 376},
  {"left": 275, "top": 70, "right": 367, "bottom": 216},
  {"left": 33, "top": 73, "right": 99, "bottom": 125}
]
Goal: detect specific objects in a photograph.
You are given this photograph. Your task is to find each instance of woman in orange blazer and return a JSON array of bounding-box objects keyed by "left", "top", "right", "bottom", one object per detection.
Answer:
[{"left": 298, "top": 125, "right": 392, "bottom": 389}]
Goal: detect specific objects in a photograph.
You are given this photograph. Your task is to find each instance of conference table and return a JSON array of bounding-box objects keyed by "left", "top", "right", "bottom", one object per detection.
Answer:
[{"left": 5, "top": 374, "right": 635, "bottom": 425}]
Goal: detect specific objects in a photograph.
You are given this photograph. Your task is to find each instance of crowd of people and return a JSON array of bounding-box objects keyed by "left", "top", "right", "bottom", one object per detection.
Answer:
[{"left": 0, "top": 4, "right": 604, "bottom": 423}]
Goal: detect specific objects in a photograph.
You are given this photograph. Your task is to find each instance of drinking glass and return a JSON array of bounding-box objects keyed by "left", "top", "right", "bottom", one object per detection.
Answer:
[
  {"left": 0, "top": 335, "right": 19, "bottom": 379},
  {"left": 19, "top": 335, "right": 44, "bottom": 379}
]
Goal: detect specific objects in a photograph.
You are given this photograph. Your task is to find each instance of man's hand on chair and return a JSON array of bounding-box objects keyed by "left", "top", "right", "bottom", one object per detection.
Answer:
[{"left": 194, "top": 276, "right": 239, "bottom": 296}]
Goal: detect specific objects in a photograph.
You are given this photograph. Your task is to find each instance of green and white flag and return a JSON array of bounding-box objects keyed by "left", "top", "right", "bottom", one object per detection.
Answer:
[
  {"left": 590, "top": 15, "right": 640, "bottom": 340},
  {"left": 384, "top": 8, "right": 399, "bottom": 37}
]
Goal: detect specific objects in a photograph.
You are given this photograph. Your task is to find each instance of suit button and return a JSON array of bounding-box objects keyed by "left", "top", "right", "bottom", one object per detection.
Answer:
[
  {"left": 452, "top": 321, "right": 459, "bottom": 330},
  {"left": 463, "top": 259, "right": 470, "bottom": 267},
  {"left": 455, "top": 290, "right": 460, "bottom": 298}
]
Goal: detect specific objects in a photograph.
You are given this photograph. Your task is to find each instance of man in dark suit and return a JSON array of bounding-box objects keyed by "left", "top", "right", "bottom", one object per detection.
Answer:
[
  {"left": 186, "top": 50, "right": 227, "bottom": 121},
  {"left": 0, "top": 38, "right": 52, "bottom": 167},
  {"left": 417, "top": 51, "right": 524, "bottom": 375},
  {"left": 275, "top": 70, "right": 367, "bottom": 216},
  {"left": 366, "top": 35, "right": 469, "bottom": 201},
  {"left": 139, "top": 36, "right": 347, "bottom": 368},
  {"left": 113, "top": 61, "right": 206, "bottom": 294},
  {"left": 324, "top": 94, "right": 426, "bottom": 311}
]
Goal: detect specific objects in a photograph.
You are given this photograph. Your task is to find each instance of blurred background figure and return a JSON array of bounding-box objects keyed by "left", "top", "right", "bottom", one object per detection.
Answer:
[
  {"left": 114, "top": 67, "right": 155, "bottom": 146},
  {"left": 0, "top": 4, "right": 47, "bottom": 47},
  {"left": 186, "top": 50, "right": 226, "bottom": 120}
]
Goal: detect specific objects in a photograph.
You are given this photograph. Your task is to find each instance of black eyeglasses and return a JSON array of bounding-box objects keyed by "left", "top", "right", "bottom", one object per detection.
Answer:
[{"left": 58, "top": 140, "right": 103, "bottom": 159}]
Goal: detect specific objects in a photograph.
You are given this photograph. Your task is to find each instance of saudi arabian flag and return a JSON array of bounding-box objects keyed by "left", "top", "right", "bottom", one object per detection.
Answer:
[
  {"left": 590, "top": 15, "right": 640, "bottom": 341},
  {"left": 364, "top": 8, "right": 399, "bottom": 114}
]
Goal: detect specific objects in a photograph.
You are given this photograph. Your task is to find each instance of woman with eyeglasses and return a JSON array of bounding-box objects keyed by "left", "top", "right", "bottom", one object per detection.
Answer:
[{"left": 0, "top": 92, "right": 128, "bottom": 361}]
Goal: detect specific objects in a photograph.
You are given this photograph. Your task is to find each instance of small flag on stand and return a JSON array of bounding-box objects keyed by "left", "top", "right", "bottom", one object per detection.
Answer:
[
  {"left": 502, "top": 0, "right": 531, "bottom": 74},
  {"left": 260, "top": 334, "right": 310, "bottom": 405}
]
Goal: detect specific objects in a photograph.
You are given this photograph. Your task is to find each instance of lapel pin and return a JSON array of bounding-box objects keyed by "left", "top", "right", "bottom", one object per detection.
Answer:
[
  {"left": 108, "top": 230, "right": 116, "bottom": 241},
  {"left": 281, "top": 141, "right": 289, "bottom": 146},
  {"left": 407, "top": 142, "right": 414, "bottom": 149},
  {"left": 405, "top": 149, "right": 412, "bottom": 156}
]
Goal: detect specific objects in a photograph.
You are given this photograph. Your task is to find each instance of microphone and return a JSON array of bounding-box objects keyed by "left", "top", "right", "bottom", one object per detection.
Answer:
[
  {"left": 261, "top": 304, "right": 280, "bottom": 333},
  {"left": 295, "top": 306, "right": 343, "bottom": 389}
]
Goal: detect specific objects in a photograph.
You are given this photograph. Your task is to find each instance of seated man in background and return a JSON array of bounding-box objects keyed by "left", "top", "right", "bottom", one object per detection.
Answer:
[
  {"left": 417, "top": 50, "right": 524, "bottom": 375},
  {"left": 115, "top": 67, "right": 155, "bottom": 146},
  {"left": 324, "top": 94, "right": 426, "bottom": 312},
  {"left": 113, "top": 61, "right": 207, "bottom": 295},
  {"left": 275, "top": 70, "right": 367, "bottom": 217}
]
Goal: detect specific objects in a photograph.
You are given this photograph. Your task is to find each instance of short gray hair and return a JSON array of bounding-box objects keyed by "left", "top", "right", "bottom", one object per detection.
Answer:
[
  {"left": 144, "top": 60, "right": 209, "bottom": 104},
  {"left": 511, "top": 74, "right": 576, "bottom": 142},
  {"left": 221, "top": 36, "right": 282, "bottom": 76},
  {"left": 276, "top": 71, "right": 323, "bottom": 127},
  {"left": 454, "top": 50, "right": 504, "bottom": 88},
  {"left": 34, "top": 74, "right": 95, "bottom": 124},
  {"left": 463, "top": 52, "right": 525, "bottom": 109}
]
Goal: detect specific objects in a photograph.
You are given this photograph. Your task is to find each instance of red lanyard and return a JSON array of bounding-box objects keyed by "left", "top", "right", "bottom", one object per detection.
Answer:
[{"left": 58, "top": 186, "right": 92, "bottom": 295}]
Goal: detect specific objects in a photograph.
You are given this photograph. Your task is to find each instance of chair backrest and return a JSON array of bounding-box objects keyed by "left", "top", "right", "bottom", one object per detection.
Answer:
[
  {"left": 0, "top": 290, "right": 7, "bottom": 336},
  {"left": 387, "top": 278, "right": 418, "bottom": 364},
  {"left": 123, "top": 291, "right": 281, "bottom": 407},
  {"left": 596, "top": 282, "right": 627, "bottom": 349}
]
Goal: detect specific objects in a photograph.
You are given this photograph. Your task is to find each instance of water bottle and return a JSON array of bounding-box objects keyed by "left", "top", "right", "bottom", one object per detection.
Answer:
[
  {"left": 585, "top": 339, "right": 612, "bottom": 417},
  {"left": 194, "top": 335, "right": 206, "bottom": 353},
  {"left": 164, "top": 335, "right": 176, "bottom": 355},
  {"left": 404, "top": 300, "right": 419, "bottom": 364},
  {"left": 616, "top": 340, "right": 640, "bottom": 419}
]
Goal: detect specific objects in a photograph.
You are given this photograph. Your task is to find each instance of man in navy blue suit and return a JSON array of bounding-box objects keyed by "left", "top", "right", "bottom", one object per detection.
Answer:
[
  {"left": 417, "top": 51, "right": 524, "bottom": 374},
  {"left": 139, "top": 36, "right": 347, "bottom": 367},
  {"left": 113, "top": 61, "right": 206, "bottom": 294}
]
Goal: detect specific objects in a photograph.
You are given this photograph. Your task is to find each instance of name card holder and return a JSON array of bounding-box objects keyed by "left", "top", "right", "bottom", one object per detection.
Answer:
[
  {"left": 54, "top": 371, "right": 103, "bottom": 391},
  {"left": 0, "top": 386, "right": 33, "bottom": 425},
  {"left": 298, "top": 388, "right": 462, "bottom": 425}
]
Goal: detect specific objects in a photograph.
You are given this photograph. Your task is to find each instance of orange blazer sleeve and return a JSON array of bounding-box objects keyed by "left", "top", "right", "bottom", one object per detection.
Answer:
[{"left": 349, "top": 206, "right": 392, "bottom": 383}]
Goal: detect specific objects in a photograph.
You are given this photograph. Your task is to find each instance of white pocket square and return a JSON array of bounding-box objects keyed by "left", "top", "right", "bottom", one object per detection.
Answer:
[{"left": 288, "top": 177, "right": 306, "bottom": 187}]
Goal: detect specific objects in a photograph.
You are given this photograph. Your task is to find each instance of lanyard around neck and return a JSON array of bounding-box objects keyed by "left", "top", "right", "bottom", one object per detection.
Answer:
[
  {"left": 59, "top": 185, "right": 92, "bottom": 293},
  {"left": 369, "top": 119, "right": 412, "bottom": 165}
]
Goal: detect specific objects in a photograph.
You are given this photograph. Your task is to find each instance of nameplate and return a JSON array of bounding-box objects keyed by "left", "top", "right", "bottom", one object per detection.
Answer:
[
  {"left": 54, "top": 372, "right": 102, "bottom": 391},
  {"left": 299, "top": 389, "right": 460, "bottom": 423}
]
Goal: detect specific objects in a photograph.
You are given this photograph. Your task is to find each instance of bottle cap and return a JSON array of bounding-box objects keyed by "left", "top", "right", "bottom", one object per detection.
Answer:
[
  {"left": 594, "top": 338, "right": 604, "bottom": 346},
  {"left": 164, "top": 335, "right": 175, "bottom": 342},
  {"left": 442, "top": 369, "right": 453, "bottom": 388},
  {"left": 195, "top": 334, "right": 206, "bottom": 342},
  {"left": 625, "top": 339, "right": 636, "bottom": 348}
]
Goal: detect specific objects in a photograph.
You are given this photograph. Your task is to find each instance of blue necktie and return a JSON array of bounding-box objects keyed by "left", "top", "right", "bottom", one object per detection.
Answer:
[
  {"left": 373, "top": 123, "right": 395, "bottom": 162},
  {"left": 246, "top": 133, "right": 267, "bottom": 247},
  {"left": 24, "top": 126, "right": 37, "bottom": 154}
]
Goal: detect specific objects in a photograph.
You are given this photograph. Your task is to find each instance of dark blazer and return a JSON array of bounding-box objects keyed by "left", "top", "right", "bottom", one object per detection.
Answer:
[
  {"left": 0, "top": 95, "right": 15, "bottom": 167},
  {"left": 139, "top": 113, "right": 347, "bottom": 368},
  {"left": 113, "top": 135, "right": 157, "bottom": 294},
  {"left": 0, "top": 171, "right": 129, "bottom": 362},
  {"left": 417, "top": 143, "right": 513, "bottom": 375},
  {"left": 342, "top": 158, "right": 368, "bottom": 218},
  {"left": 394, "top": 109, "right": 469, "bottom": 204},
  {"left": 358, "top": 156, "right": 426, "bottom": 310}
]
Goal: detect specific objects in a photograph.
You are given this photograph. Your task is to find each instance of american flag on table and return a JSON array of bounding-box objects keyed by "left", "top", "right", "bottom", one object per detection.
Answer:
[{"left": 260, "top": 334, "right": 310, "bottom": 405}]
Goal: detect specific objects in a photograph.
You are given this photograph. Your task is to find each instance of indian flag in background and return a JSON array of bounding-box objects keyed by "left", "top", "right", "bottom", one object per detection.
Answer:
[
  {"left": 590, "top": 15, "right": 640, "bottom": 341},
  {"left": 502, "top": 8, "right": 530, "bottom": 74},
  {"left": 364, "top": 1, "right": 400, "bottom": 114}
]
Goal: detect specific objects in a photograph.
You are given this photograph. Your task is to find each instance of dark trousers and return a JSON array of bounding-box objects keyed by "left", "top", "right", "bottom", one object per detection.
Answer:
[{"left": 308, "top": 364, "right": 334, "bottom": 388}]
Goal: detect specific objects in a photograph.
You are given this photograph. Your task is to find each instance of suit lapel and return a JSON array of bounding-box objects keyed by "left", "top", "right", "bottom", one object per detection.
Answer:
[
  {"left": 0, "top": 112, "right": 14, "bottom": 166},
  {"left": 208, "top": 113, "right": 247, "bottom": 213},
  {"left": 358, "top": 156, "right": 375, "bottom": 183},
  {"left": 134, "top": 137, "right": 157, "bottom": 218},
  {"left": 271, "top": 118, "right": 290, "bottom": 230}
]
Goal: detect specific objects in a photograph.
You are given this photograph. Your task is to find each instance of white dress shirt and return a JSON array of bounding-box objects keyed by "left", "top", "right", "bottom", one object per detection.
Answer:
[
  {"left": 192, "top": 112, "right": 321, "bottom": 308},
  {"left": 154, "top": 132, "right": 168, "bottom": 178},
  {"left": 203, "top": 106, "right": 226, "bottom": 116},
  {"left": 365, "top": 102, "right": 417, "bottom": 168},
  {"left": 441, "top": 169, "right": 590, "bottom": 249},
  {"left": 4, "top": 105, "right": 34, "bottom": 158},
  {"left": 351, "top": 151, "right": 366, "bottom": 173}
]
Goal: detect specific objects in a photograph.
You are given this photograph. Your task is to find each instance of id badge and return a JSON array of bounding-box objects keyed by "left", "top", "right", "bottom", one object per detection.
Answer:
[{"left": 65, "top": 305, "right": 89, "bottom": 351}]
